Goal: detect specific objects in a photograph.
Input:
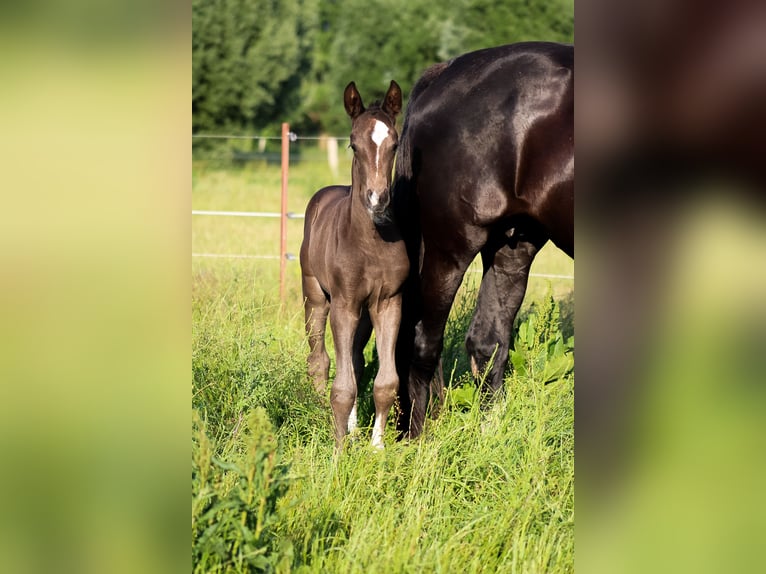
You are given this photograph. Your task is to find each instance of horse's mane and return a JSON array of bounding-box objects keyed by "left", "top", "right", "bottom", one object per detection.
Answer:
[
  {"left": 391, "top": 61, "right": 450, "bottom": 246},
  {"left": 394, "top": 61, "right": 449, "bottom": 181}
]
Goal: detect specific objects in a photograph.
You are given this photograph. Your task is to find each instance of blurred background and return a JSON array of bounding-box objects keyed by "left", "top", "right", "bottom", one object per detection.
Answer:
[
  {"left": 3, "top": 0, "right": 765, "bottom": 572},
  {"left": 576, "top": 1, "right": 766, "bottom": 572},
  {"left": 192, "top": 0, "right": 574, "bottom": 140}
]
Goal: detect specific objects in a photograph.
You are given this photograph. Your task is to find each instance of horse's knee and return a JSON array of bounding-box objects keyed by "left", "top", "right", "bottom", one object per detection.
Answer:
[
  {"left": 373, "top": 372, "right": 398, "bottom": 406},
  {"left": 413, "top": 321, "right": 441, "bottom": 362},
  {"left": 464, "top": 329, "right": 480, "bottom": 364},
  {"left": 465, "top": 310, "right": 497, "bottom": 355},
  {"left": 330, "top": 379, "right": 356, "bottom": 414},
  {"left": 466, "top": 333, "right": 491, "bottom": 377},
  {"left": 465, "top": 328, "right": 509, "bottom": 395},
  {"left": 330, "top": 378, "right": 356, "bottom": 444},
  {"left": 411, "top": 344, "right": 441, "bottom": 392}
]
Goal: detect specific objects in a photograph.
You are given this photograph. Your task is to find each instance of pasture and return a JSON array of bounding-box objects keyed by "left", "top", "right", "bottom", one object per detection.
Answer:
[{"left": 192, "top": 145, "right": 574, "bottom": 573}]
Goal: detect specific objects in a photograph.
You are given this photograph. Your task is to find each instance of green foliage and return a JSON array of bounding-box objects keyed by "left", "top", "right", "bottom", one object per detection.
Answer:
[
  {"left": 192, "top": 0, "right": 574, "bottom": 135},
  {"left": 192, "top": 0, "right": 319, "bottom": 137},
  {"left": 192, "top": 409, "right": 294, "bottom": 573},
  {"left": 510, "top": 288, "right": 574, "bottom": 385},
  {"left": 455, "top": 0, "right": 574, "bottom": 51},
  {"left": 444, "top": 287, "right": 574, "bottom": 413},
  {"left": 192, "top": 161, "right": 574, "bottom": 572},
  {"left": 309, "top": 0, "right": 574, "bottom": 134},
  {"left": 191, "top": 274, "right": 329, "bottom": 443},
  {"left": 192, "top": 260, "right": 573, "bottom": 572}
]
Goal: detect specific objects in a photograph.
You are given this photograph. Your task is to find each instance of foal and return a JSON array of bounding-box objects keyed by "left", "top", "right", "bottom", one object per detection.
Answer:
[{"left": 300, "top": 81, "right": 407, "bottom": 450}]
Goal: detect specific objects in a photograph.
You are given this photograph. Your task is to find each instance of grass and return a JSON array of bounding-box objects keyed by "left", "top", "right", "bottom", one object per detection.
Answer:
[{"left": 192, "top": 149, "right": 574, "bottom": 573}]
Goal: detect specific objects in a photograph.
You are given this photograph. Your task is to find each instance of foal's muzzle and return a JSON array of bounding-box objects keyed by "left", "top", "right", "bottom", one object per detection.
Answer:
[{"left": 367, "top": 189, "right": 391, "bottom": 218}]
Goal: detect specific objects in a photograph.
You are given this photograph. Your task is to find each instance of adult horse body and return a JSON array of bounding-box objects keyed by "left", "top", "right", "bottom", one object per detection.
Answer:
[
  {"left": 300, "top": 81, "right": 407, "bottom": 449},
  {"left": 393, "top": 42, "right": 574, "bottom": 438}
]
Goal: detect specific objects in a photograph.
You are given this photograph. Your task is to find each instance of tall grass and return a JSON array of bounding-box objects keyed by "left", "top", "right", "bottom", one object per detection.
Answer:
[{"left": 192, "top": 156, "right": 574, "bottom": 573}]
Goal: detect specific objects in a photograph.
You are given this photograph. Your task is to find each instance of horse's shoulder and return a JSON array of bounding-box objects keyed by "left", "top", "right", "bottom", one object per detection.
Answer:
[
  {"left": 310, "top": 184, "right": 350, "bottom": 203},
  {"left": 306, "top": 185, "right": 350, "bottom": 215}
]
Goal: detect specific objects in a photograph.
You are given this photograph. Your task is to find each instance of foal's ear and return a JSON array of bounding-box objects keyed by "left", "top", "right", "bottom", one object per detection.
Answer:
[
  {"left": 344, "top": 81, "right": 365, "bottom": 119},
  {"left": 383, "top": 80, "right": 402, "bottom": 118}
]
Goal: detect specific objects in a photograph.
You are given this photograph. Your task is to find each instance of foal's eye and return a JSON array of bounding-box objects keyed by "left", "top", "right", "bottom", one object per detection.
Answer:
[{"left": 348, "top": 143, "right": 357, "bottom": 152}]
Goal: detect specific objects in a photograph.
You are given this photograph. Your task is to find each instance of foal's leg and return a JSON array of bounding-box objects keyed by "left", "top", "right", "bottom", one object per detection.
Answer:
[
  {"left": 465, "top": 237, "right": 544, "bottom": 396},
  {"left": 368, "top": 295, "right": 402, "bottom": 449},
  {"left": 329, "top": 303, "right": 361, "bottom": 449},
  {"left": 348, "top": 307, "right": 372, "bottom": 434},
  {"left": 302, "top": 275, "right": 330, "bottom": 394}
]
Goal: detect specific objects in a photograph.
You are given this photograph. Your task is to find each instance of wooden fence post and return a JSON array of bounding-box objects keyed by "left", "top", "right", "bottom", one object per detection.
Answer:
[{"left": 280, "top": 123, "right": 289, "bottom": 304}]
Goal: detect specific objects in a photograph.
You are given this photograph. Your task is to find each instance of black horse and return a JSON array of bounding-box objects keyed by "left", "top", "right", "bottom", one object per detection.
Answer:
[{"left": 393, "top": 42, "right": 574, "bottom": 438}]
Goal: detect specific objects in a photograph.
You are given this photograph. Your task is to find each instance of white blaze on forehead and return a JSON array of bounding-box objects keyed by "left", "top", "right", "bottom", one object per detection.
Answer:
[
  {"left": 371, "top": 120, "right": 389, "bottom": 146},
  {"left": 371, "top": 120, "right": 389, "bottom": 172}
]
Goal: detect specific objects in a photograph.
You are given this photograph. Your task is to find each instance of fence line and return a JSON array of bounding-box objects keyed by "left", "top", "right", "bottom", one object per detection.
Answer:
[
  {"left": 191, "top": 211, "right": 573, "bottom": 278},
  {"left": 192, "top": 253, "right": 281, "bottom": 260},
  {"left": 193, "top": 134, "right": 346, "bottom": 141},
  {"left": 191, "top": 251, "right": 573, "bottom": 280},
  {"left": 192, "top": 125, "right": 573, "bottom": 300},
  {"left": 192, "top": 210, "right": 305, "bottom": 219}
]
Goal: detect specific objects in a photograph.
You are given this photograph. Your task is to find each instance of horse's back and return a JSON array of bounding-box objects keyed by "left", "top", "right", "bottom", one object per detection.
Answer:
[
  {"left": 396, "top": 42, "right": 574, "bottom": 255},
  {"left": 405, "top": 42, "right": 572, "bottom": 130}
]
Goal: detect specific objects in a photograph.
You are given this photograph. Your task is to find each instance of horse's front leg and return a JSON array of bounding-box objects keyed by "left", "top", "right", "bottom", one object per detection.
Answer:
[
  {"left": 407, "top": 245, "right": 476, "bottom": 438},
  {"left": 329, "top": 302, "right": 361, "bottom": 449},
  {"left": 369, "top": 295, "right": 402, "bottom": 449},
  {"left": 349, "top": 307, "right": 372, "bottom": 434}
]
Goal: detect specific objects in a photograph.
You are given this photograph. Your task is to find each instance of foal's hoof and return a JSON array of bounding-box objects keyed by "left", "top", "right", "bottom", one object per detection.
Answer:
[{"left": 370, "top": 440, "right": 385, "bottom": 451}]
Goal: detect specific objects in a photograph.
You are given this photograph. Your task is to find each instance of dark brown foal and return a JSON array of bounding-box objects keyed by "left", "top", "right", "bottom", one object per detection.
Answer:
[{"left": 300, "top": 81, "right": 407, "bottom": 450}]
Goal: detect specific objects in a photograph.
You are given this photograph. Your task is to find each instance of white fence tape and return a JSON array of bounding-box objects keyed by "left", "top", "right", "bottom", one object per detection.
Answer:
[
  {"left": 192, "top": 210, "right": 304, "bottom": 219},
  {"left": 192, "top": 211, "right": 573, "bottom": 279}
]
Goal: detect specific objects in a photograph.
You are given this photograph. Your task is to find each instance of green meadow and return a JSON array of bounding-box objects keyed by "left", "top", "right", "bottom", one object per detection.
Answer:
[{"left": 192, "top": 144, "right": 574, "bottom": 573}]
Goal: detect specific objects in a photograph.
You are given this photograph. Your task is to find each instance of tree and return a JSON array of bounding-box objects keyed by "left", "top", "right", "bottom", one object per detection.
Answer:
[
  {"left": 192, "top": 0, "right": 318, "bottom": 136},
  {"left": 304, "top": 0, "right": 574, "bottom": 135},
  {"left": 191, "top": 0, "right": 574, "bottom": 137},
  {"left": 455, "top": 0, "right": 574, "bottom": 51}
]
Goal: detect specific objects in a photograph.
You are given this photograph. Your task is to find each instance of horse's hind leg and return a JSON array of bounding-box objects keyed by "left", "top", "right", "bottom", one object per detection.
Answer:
[
  {"left": 369, "top": 296, "right": 402, "bottom": 449},
  {"left": 465, "top": 235, "right": 545, "bottom": 396},
  {"left": 348, "top": 307, "right": 372, "bottom": 434},
  {"left": 302, "top": 275, "right": 330, "bottom": 394}
]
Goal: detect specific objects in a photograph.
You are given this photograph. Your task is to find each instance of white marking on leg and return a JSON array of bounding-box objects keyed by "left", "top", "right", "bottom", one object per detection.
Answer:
[
  {"left": 371, "top": 412, "right": 386, "bottom": 450},
  {"left": 371, "top": 120, "right": 389, "bottom": 172},
  {"left": 347, "top": 403, "right": 358, "bottom": 433}
]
